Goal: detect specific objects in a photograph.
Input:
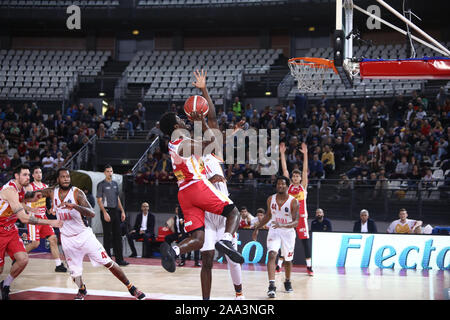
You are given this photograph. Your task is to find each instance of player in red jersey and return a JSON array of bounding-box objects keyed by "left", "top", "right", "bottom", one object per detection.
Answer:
[
  {"left": 0, "top": 164, "right": 63, "bottom": 300},
  {"left": 158, "top": 81, "right": 244, "bottom": 273},
  {"left": 23, "top": 166, "right": 67, "bottom": 272},
  {"left": 280, "top": 142, "right": 314, "bottom": 276}
]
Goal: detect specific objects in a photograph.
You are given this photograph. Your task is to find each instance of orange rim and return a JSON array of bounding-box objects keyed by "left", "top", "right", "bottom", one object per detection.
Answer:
[{"left": 288, "top": 57, "right": 338, "bottom": 73}]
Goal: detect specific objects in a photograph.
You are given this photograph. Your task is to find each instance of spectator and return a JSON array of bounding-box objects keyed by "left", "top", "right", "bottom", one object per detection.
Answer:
[
  {"left": 250, "top": 208, "right": 268, "bottom": 229},
  {"left": 387, "top": 208, "right": 423, "bottom": 234},
  {"left": 310, "top": 208, "right": 332, "bottom": 232},
  {"left": 147, "top": 121, "right": 164, "bottom": 140},
  {"left": 309, "top": 153, "right": 324, "bottom": 179},
  {"left": 321, "top": 144, "right": 335, "bottom": 176},
  {"left": 126, "top": 202, "right": 156, "bottom": 258},
  {"left": 353, "top": 209, "right": 378, "bottom": 233},
  {"left": 54, "top": 152, "right": 65, "bottom": 169},
  {"left": 41, "top": 150, "right": 55, "bottom": 174},
  {"left": 10, "top": 152, "right": 22, "bottom": 168},
  {"left": 239, "top": 206, "right": 254, "bottom": 228},
  {"left": 0, "top": 152, "right": 10, "bottom": 170},
  {"left": 392, "top": 156, "right": 409, "bottom": 179},
  {"left": 232, "top": 96, "right": 242, "bottom": 118},
  {"left": 421, "top": 168, "right": 434, "bottom": 189}
]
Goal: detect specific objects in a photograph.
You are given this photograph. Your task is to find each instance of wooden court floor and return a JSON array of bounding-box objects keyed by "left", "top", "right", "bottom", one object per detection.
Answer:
[{"left": 2, "top": 252, "right": 449, "bottom": 300}]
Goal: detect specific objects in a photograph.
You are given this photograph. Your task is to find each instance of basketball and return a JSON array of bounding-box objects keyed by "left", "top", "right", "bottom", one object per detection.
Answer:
[{"left": 184, "top": 95, "right": 209, "bottom": 120}]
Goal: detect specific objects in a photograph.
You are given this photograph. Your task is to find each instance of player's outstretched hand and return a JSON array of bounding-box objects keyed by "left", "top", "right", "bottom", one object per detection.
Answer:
[
  {"left": 279, "top": 142, "right": 286, "bottom": 154},
  {"left": 189, "top": 111, "right": 204, "bottom": 122},
  {"left": 299, "top": 142, "right": 308, "bottom": 154},
  {"left": 50, "top": 220, "right": 64, "bottom": 228},
  {"left": 209, "top": 174, "right": 227, "bottom": 184},
  {"left": 59, "top": 202, "right": 76, "bottom": 210},
  {"left": 192, "top": 69, "right": 207, "bottom": 90}
]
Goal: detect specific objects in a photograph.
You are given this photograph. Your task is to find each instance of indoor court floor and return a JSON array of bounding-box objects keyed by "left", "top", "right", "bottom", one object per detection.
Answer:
[{"left": 3, "top": 252, "right": 449, "bottom": 300}]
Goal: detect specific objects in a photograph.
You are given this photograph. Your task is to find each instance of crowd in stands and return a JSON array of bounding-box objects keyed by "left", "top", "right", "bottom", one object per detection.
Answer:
[
  {"left": 0, "top": 101, "right": 146, "bottom": 185},
  {"left": 137, "top": 88, "right": 450, "bottom": 192}
]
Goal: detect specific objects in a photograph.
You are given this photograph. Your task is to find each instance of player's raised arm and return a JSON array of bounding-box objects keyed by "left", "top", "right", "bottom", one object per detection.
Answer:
[
  {"left": 279, "top": 142, "right": 290, "bottom": 179},
  {"left": 299, "top": 142, "right": 309, "bottom": 189},
  {"left": 192, "top": 69, "right": 218, "bottom": 130}
]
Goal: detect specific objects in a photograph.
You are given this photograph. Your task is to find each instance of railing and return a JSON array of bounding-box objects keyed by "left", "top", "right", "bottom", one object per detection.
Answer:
[
  {"left": 64, "top": 134, "right": 97, "bottom": 171},
  {"left": 124, "top": 178, "right": 449, "bottom": 222},
  {"left": 130, "top": 136, "right": 160, "bottom": 177}
]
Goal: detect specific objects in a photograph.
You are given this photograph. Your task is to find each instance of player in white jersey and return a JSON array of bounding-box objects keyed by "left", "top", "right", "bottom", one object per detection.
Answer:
[
  {"left": 200, "top": 153, "right": 244, "bottom": 300},
  {"left": 253, "top": 176, "right": 299, "bottom": 298},
  {"left": 33, "top": 168, "right": 145, "bottom": 300},
  {"left": 191, "top": 69, "right": 244, "bottom": 300}
]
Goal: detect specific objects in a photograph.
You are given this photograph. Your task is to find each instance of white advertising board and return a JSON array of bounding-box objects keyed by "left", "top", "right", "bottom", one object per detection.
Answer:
[{"left": 312, "top": 232, "right": 450, "bottom": 270}]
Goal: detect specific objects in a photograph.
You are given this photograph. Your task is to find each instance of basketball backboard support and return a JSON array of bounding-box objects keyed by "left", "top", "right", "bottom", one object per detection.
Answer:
[{"left": 333, "top": 0, "right": 450, "bottom": 88}]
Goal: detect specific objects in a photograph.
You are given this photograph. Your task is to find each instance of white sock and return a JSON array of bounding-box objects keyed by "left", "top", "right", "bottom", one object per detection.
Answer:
[
  {"left": 306, "top": 258, "right": 312, "bottom": 267},
  {"left": 3, "top": 275, "right": 14, "bottom": 287},
  {"left": 226, "top": 255, "right": 242, "bottom": 286},
  {"left": 173, "top": 246, "right": 180, "bottom": 256},
  {"left": 222, "top": 232, "right": 233, "bottom": 242},
  {"left": 55, "top": 258, "right": 62, "bottom": 266}
]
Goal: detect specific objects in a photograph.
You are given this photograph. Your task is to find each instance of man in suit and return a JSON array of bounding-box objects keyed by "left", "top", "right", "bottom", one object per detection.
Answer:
[
  {"left": 353, "top": 209, "right": 378, "bottom": 233},
  {"left": 126, "top": 202, "right": 155, "bottom": 258}
]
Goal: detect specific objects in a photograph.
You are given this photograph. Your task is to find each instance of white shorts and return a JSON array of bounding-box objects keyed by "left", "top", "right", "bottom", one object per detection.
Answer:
[
  {"left": 201, "top": 211, "right": 237, "bottom": 252},
  {"left": 61, "top": 228, "right": 113, "bottom": 278},
  {"left": 266, "top": 227, "right": 296, "bottom": 262}
]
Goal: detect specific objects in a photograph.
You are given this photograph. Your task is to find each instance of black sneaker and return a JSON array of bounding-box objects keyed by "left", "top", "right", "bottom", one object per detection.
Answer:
[
  {"left": 129, "top": 253, "right": 137, "bottom": 258},
  {"left": 74, "top": 286, "right": 87, "bottom": 300},
  {"left": 160, "top": 242, "right": 176, "bottom": 272},
  {"left": 178, "top": 260, "right": 185, "bottom": 267},
  {"left": 129, "top": 286, "right": 146, "bottom": 300},
  {"left": 55, "top": 263, "right": 67, "bottom": 272},
  {"left": 267, "top": 284, "right": 276, "bottom": 298},
  {"left": 0, "top": 281, "right": 10, "bottom": 300},
  {"left": 215, "top": 240, "right": 244, "bottom": 264},
  {"left": 306, "top": 266, "right": 314, "bottom": 276},
  {"left": 284, "top": 281, "right": 293, "bottom": 292},
  {"left": 117, "top": 260, "right": 130, "bottom": 266},
  {"left": 194, "top": 261, "right": 201, "bottom": 267}
]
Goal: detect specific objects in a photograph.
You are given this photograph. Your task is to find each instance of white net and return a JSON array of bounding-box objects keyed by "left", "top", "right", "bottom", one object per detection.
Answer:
[{"left": 288, "top": 58, "right": 335, "bottom": 93}]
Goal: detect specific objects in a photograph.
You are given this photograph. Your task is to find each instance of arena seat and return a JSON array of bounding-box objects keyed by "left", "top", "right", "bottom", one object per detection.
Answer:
[
  {"left": 122, "top": 48, "right": 282, "bottom": 101},
  {"left": 0, "top": 49, "right": 111, "bottom": 100}
]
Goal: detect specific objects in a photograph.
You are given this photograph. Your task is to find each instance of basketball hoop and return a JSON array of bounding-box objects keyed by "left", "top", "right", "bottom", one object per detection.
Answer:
[{"left": 288, "top": 57, "right": 337, "bottom": 93}]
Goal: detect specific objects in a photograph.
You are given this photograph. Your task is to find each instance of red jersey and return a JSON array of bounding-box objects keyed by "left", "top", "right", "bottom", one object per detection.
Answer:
[
  {"left": 26, "top": 182, "right": 48, "bottom": 218},
  {"left": 287, "top": 184, "right": 308, "bottom": 219},
  {"left": 168, "top": 137, "right": 206, "bottom": 190},
  {"left": 0, "top": 180, "right": 26, "bottom": 234}
]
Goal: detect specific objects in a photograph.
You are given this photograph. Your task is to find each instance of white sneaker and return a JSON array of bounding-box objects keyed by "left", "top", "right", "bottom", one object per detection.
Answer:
[{"left": 235, "top": 294, "right": 245, "bottom": 300}]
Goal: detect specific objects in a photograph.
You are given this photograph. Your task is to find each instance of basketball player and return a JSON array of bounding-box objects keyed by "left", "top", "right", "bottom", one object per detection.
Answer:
[
  {"left": 29, "top": 168, "right": 145, "bottom": 300},
  {"left": 252, "top": 176, "right": 299, "bottom": 298},
  {"left": 0, "top": 164, "right": 63, "bottom": 300},
  {"left": 23, "top": 166, "right": 67, "bottom": 272},
  {"left": 192, "top": 69, "right": 244, "bottom": 300},
  {"left": 159, "top": 93, "right": 244, "bottom": 273},
  {"left": 280, "top": 142, "right": 314, "bottom": 276}
]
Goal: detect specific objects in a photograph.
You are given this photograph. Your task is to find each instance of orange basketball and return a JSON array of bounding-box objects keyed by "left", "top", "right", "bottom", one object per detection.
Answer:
[{"left": 184, "top": 95, "right": 209, "bottom": 120}]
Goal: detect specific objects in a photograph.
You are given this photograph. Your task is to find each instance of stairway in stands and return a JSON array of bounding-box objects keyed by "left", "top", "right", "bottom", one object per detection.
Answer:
[
  {"left": 77, "top": 59, "right": 129, "bottom": 100},
  {"left": 241, "top": 55, "right": 289, "bottom": 98}
]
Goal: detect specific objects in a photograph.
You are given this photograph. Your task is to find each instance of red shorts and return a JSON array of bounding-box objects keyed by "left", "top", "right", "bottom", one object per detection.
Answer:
[
  {"left": 296, "top": 214, "right": 309, "bottom": 239},
  {"left": 0, "top": 231, "right": 26, "bottom": 267},
  {"left": 27, "top": 221, "right": 55, "bottom": 241},
  {"left": 178, "top": 180, "right": 232, "bottom": 233}
]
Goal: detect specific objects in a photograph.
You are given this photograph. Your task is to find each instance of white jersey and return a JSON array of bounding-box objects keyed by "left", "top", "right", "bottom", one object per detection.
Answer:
[
  {"left": 269, "top": 194, "right": 296, "bottom": 228},
  {"left": 53, "top": 186, "right": 88, "bottom": 237},
  {"left": 201, "top": 153, "right": 233, "bottom": 252},
  {"left": 267, "top": 193, "right": 297, "bottom": 261}
]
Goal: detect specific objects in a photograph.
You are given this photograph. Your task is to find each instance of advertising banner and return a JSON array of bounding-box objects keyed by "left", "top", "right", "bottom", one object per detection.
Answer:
[{"left": 312, "top": 232, "right": 450, "bottom": 270}]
